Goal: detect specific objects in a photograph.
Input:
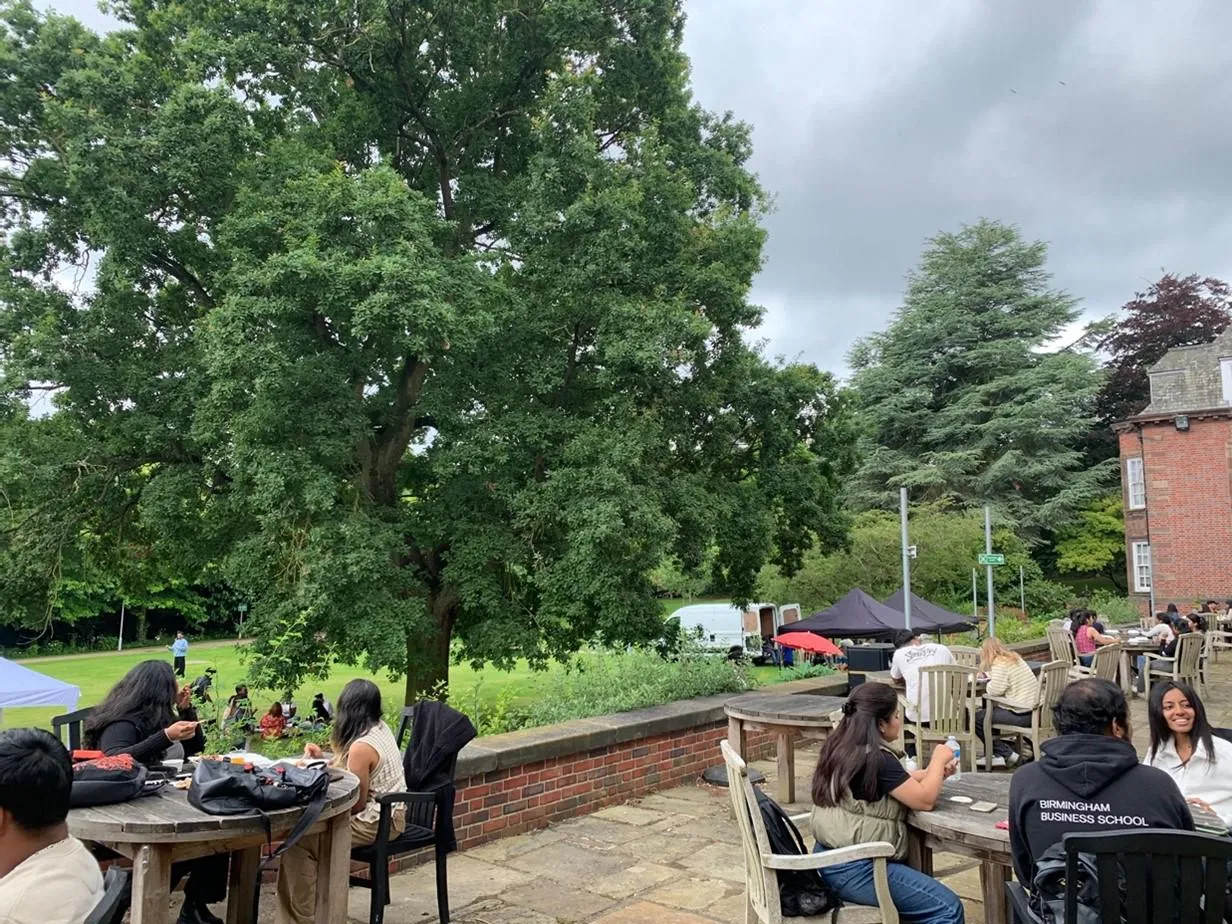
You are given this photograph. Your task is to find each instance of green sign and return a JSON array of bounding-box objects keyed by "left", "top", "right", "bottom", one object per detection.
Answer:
[{"left": 978, "top": 553, "right": 1006, "bottom": 566}]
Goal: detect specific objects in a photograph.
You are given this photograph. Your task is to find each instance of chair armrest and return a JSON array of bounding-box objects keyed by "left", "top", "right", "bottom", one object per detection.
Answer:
[
  {"left": 764, "top": 841, "right": 897, "bottom": 871},
  {"left": 788, "top": 812, "right": 811, "bottom": 826},
  {"left": 985, "top": 695, "right": 1024, "bottom": 709}
]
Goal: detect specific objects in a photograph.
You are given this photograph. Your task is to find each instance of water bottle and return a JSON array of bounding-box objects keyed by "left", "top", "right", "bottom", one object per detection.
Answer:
[{"left": 946, "top": 735, "right": 962, "bottom": 781}]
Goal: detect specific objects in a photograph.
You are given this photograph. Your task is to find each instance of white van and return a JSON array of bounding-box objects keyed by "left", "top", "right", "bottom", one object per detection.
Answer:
[{"left": 668, "top": 601, "right": 802, "bottom": 653}]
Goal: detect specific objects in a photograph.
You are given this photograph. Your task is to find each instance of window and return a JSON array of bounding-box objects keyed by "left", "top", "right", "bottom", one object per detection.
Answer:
[
  {"left": 1222, "top": 357, "right": 1232, "bottom": 403},
  {"left": 1132, "top": 542, "right": 1152, "bottom": 593},
  {"left": 1126, "top": 457, "right": 1145, "bottom": 510}
]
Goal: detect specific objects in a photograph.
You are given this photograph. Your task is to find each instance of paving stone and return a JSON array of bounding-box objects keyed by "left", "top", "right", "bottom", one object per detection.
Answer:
[
  {"left": 357, "top": 855, "right": 536, "bottom": 923},
  {"left": 653, "top": 815, "right": 742, "bottom": 845},
  {"left": 584, "top": 861, "right": 680, "bottom": 899},
  {"left": 591, "top": 899, "right": 723, "bottom": 924},
  {"left": 462, "top": 826, "right": 567, "bottom": 863},
  {"left": 453, "top": 898, "right": 561, "bottom": 924},
  {"left": 704, "top": 890, "right": 749, "bottom": 923},
  {"left": 644, "top": 875, "right": 740, "bottom": 912},
  {"left": 676, "top": 842, "right": 746, "bottom": 884},
  {"left": 500, "top": 881, "right": 617, "bottom": 920},
  {"left": 637, "top": 792, "right": 727, "bottom": 819},
  {"left": 621, "top": 832, "right": 713, "bottom": 864},
  {"left": 505, "top": 840, "right": 641, "bottom": 883},
  {"left": 556, "top": 815, "right": 653, "bottom": 845},
  {"left": 593, "top": 804, "right": 663, "bottom": 826}
]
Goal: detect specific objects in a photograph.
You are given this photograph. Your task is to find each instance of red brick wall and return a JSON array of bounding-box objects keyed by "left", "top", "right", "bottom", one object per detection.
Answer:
[
  {"left": 451, "top": 720, "right": 778, "bottom": 849},
  {"left": 1119, "top": 417, "right": 1232, "bottom": 612}
]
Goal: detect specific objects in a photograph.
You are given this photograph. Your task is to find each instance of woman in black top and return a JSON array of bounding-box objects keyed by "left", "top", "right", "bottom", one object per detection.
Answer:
[{"left": 84, "top": 660, "right": 227, "bottom": 924}]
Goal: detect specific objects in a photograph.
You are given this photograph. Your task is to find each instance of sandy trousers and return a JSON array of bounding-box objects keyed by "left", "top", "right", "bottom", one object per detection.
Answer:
[{"left": 275, "top": 812, "right": 405, "bottom": 924}]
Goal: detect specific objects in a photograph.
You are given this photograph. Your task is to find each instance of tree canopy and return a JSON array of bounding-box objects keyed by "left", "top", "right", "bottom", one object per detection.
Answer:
[
  {"left": 846, "top": 219, "right": 1112, "bottom": 535},
  {"left": 0, "top": 0, "right": 855, "bottom": 700}
]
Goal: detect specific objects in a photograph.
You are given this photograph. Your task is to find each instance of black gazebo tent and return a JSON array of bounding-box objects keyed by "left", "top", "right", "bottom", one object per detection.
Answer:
[
  {"left": 777, "top": 589, "right": 907, "bottom": 641},
  {"left": 882, "top": 589, "right": 975, "bottom": 635}
]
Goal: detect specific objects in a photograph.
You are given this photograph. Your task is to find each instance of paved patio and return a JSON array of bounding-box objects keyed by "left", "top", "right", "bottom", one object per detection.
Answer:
[{"left": 248, "top": 662, "right": 1232, "bottom": 923}]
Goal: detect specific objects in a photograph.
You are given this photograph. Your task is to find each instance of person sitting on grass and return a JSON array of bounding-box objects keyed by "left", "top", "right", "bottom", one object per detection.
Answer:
[
  {"left": 276, "top": 680, "right": 408, "bottom": 924},
  {"left": 0, "top": 728, "right": 103, "bottom": 924},
  {"left": 810, "top": 682, "right": 963, "bottom": 924},
  {"left": 1144, "top": 680, "right": 1232, "bottom": 827},
  {"left": 975, "top": 637, "right": 1036, "bottom": 769},
  {"left": 259, "top": 702, "right": 287, "bottom": 740}
]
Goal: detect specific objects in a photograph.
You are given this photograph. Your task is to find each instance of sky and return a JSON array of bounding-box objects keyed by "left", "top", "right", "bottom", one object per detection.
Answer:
[{"left": 35, "top": 0, "right": 1232, "bottom": 378}]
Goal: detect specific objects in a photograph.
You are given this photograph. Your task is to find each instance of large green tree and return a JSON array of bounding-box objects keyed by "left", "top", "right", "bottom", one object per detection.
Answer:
[
  {"left": 0, "top": 0, "right": 855, "bottom": 700},
  {"left": 846, "top": 220, "right": 1112, "bottom": 535}
]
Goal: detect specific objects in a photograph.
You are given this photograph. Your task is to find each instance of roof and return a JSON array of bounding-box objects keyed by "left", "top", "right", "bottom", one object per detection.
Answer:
[
  {"left": 882, "top": 589, "right": 976, "bottom": 634},
  {"left": 0, "top": 659, "right": 80, "bottom": 711},
  {"left": 1140, "top": 327, "right": 1232, "bottom": 416},
  {"left": 778, "top": 588, "right": 908, "bottom": 641}
]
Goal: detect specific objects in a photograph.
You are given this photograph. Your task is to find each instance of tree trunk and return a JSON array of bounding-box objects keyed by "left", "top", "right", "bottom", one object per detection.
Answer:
[
  {"left": 136, "top": 608, "right": 148, "bottom": 644},
  {"left": 403, "top": 592, "right": 455, "bottom": 705}
]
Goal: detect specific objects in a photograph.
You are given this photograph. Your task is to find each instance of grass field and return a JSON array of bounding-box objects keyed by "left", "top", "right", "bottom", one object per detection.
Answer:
[{"left": 2, "top": 596, "right": 793, "bottom": 732}]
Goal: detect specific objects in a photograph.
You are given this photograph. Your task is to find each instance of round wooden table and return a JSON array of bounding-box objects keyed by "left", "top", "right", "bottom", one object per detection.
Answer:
[
  {"left": 723, "top": 693, "right": 847, "bottom": 804},
  {"left": 69, "top": 771, "right": 360, "bottom": 924},
  {"left": 906, "top": 774, "right": 1013, "bottom": 924}
]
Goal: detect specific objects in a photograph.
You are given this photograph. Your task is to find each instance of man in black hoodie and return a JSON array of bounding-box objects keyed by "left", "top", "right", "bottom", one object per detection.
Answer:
[{"left": 1009, "top": 677, "right": 1193, "bottom": 884}]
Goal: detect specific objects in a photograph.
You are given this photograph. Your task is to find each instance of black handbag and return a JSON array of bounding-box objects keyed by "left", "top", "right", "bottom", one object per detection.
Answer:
[
  {"left": 71, "top": 754, "right": 160, "bottom": 808},
  {"left": 188, "top": 760, "right": 332, "bottom": 919}
]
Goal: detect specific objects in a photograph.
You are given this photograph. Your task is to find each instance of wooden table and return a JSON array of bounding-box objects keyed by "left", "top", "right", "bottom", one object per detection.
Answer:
[
  {"left": 906, "top": 774, "right": 1013, "bottom": 924},
  {"left": 69, "top": 772, "right": 360, "bottom": 924},
  {"left": 724, "top": 693, "right": 847, "bottom": 803},
  {"left": 1121, "top": 638, "right": 1157, "bottom": 697}
]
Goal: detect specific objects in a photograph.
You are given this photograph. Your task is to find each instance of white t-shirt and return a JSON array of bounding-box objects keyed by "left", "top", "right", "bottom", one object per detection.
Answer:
[
  {"left": 1145, "top": 735, "right": 1232, "bottom": 826},
  {"left": 890, "top": 642, "right": 954, "bottom": 724},
  {"left": 0, "top": 837, "right": 103, "bottom": 924}
]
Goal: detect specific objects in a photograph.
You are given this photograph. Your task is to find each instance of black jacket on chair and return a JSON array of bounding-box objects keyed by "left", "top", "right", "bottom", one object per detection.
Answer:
[{"left": 403, "top": 701, "right": 477, "bottom": 851}]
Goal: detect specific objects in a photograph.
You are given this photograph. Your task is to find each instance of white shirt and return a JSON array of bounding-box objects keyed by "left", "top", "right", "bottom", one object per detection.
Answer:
[
  {"left": 0, "top": 837, "right": 103, "bottom": 924},
  {"left": 1146, "top": 622, "right": 1175, "bottom": 643},
  {"left": 1145, "top": 735, "right": 1232, "bottom": 826},
  {"left": 889, "top": 642, "right": 954, "bottom": 724}
]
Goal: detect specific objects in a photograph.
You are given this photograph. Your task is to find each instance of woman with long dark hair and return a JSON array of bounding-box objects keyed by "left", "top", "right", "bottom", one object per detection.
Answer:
[
  {"left": 1144, "top": 680, "right": 1232, "bottom": 825},
  {"left": 810, "top": 682, "right": 964, "bottom": 924},
  {"left": 276, "top": 680, "right": 408, "bottom": 924},
  {"left": 84, "top": 660, "right": 227, "bottom": 924},
  {"left": 1071, "top": 609, "right": 1115, "bottom": 667}
]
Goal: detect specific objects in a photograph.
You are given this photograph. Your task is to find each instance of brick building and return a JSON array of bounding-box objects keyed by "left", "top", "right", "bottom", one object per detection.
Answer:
[{"left": 1113, "top": 328, "right": 1232, "bottom": 613}]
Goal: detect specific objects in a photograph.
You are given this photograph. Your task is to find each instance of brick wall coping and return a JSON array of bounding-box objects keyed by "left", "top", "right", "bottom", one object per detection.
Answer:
[
  {"left": 451, "top": 626, "right": 1121, "bottom": 780},
  {"left": 455, "top": 674, "right": 847, "bottom": 779}
]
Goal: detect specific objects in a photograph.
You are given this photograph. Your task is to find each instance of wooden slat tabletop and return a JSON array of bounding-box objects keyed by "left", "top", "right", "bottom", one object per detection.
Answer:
[
  {"left": 68, "top": 772, "right": 359, "bottom": 844},
  {"left": 724, "top": 693, "right": 848, "bottom": 723},
  {"left": 906, "top": 773, "right": 1011, "bottom": 855}
]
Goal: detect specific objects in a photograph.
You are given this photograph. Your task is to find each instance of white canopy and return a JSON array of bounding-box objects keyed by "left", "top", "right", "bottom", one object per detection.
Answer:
[{"left": 0, "top": 658, "right": 80, "bottom": 711}]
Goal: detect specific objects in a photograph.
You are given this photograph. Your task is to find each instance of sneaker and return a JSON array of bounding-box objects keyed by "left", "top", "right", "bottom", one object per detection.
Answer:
[
  {"left": 989, "top": 755, "right": 1007, "bottom": 769},
  {"left": 1006, "top": 751, "right": 1021, "bottom": 768}
]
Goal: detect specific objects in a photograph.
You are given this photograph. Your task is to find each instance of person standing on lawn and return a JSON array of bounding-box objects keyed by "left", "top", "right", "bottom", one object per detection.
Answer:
[{"left": 169, "top": 630, "right": 188, "bottom": 678}]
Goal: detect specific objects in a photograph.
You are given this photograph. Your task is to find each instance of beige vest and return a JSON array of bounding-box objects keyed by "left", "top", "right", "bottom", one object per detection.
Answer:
[
  {"left": 810, "top": 747, "right": 909, "bottom": 860},
  {"left": 350, "top": 721, "right": 408, "bottom": 824}
]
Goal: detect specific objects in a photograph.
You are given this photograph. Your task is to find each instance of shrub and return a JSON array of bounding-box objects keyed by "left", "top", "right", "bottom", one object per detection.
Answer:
[{"left": 774, "top": 663, "right": 837, "bottom": 682}]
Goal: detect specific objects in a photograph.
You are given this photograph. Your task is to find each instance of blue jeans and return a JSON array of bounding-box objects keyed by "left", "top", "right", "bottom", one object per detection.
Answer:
[
  {"left": 1078, "top": 654, "right": 1093, "bottom": 667},
  {"left": 816, "top": 848, "right": 965, "bottom": 924}
]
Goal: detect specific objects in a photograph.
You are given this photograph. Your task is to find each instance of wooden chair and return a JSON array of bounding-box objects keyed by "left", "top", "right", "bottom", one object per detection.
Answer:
[
  {"left": 1208, "top": 626, "right": 1232, "bottom": 665},
  {"left": 85, "top": 867, "right": 131, "bottom": 924},
  {"left": 948, "top": 646, "right": 981, "bottom": 669},
  {"left": 1005, "top": 828, "right": 1232, "bottom": 924},
  {"left": 1090, "top": 643, "right": 1121, "bottom": 684},
  {"left": 1045, "top": 626, "right": 1089, "bottom": 680},
  {"left": 51, "top": 706, "right": 95, "bottom": 751},
  {"left": 720, "top": 740, "right": 899, "bottom": 924},
  {"left": 985, "top": 660, "right": 1069, "bottom": 771},
  {"left": 1144, "top": 632, "right": 1202, "bottom": 701},
  {"left": 905, "top": 665, "right": 978, "bottom": 773}
]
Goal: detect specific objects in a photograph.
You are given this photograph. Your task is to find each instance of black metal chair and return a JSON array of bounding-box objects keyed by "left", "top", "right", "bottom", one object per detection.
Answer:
[
  {"left": 1006, "top": 828, "right": 1232, "bottom": 924},
  {"left": 350, "top": 705, "right": 469, "bottom": 924},
  {"left": 85, "top": 867, "right": 131, "bottom": 924},
  {"left": 51, "top": 706, "right": 95, "bottom": 751}
]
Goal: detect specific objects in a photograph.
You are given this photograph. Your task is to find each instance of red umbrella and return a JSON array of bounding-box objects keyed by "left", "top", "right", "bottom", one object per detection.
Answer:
[{"left": 775, "top": 632, "right": 842, "bottom": 657}]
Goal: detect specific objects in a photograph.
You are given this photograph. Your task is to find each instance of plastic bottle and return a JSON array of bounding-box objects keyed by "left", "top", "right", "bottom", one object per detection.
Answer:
[{"left": 945, "top": 735, "right": 962, "bottom": 781}]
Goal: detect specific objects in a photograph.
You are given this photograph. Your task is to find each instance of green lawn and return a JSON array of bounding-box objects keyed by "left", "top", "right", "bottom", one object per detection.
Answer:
[{"left": 3, "top": 628, "right": 797, "bottom": 733}]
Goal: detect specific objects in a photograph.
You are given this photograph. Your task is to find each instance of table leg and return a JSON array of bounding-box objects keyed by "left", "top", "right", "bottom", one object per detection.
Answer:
[
  {"left": 981, "top": 860, "right": 1012, "bottom": 924},
  {"left": 1119, "top": 650, "right": 1134, "bottom": 698},
  {"left": 727, "top": 716, "right": 747, "bottom": 759},
  {"left": 225, "top": 846, "right": 262, "bottom": 924},
  {"left": 131, "top": 843, "right": 174, "bottom": 924},
  {"left": 314, "top": 811, "right": 353, "bottom": 924},
  {"left": 906, "top": 829, "right": 933, "bottom": 877},
  {"left": 775, "top": 731, "right": 795, "bottom": 804}
]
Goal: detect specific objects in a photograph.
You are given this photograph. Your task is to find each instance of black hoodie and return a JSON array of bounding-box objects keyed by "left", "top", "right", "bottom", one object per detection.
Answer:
[{"left": 1008, "top": 733, "right": 1193, "bottom": 883}]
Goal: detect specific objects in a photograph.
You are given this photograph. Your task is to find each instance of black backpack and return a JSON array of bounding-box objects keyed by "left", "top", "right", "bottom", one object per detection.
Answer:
[
  {"left": 1030, "top": 843, "right": 1112, "bottom": 924},
  {"left": 753, "top": 789, "right": 840, "bottom": 917}
]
